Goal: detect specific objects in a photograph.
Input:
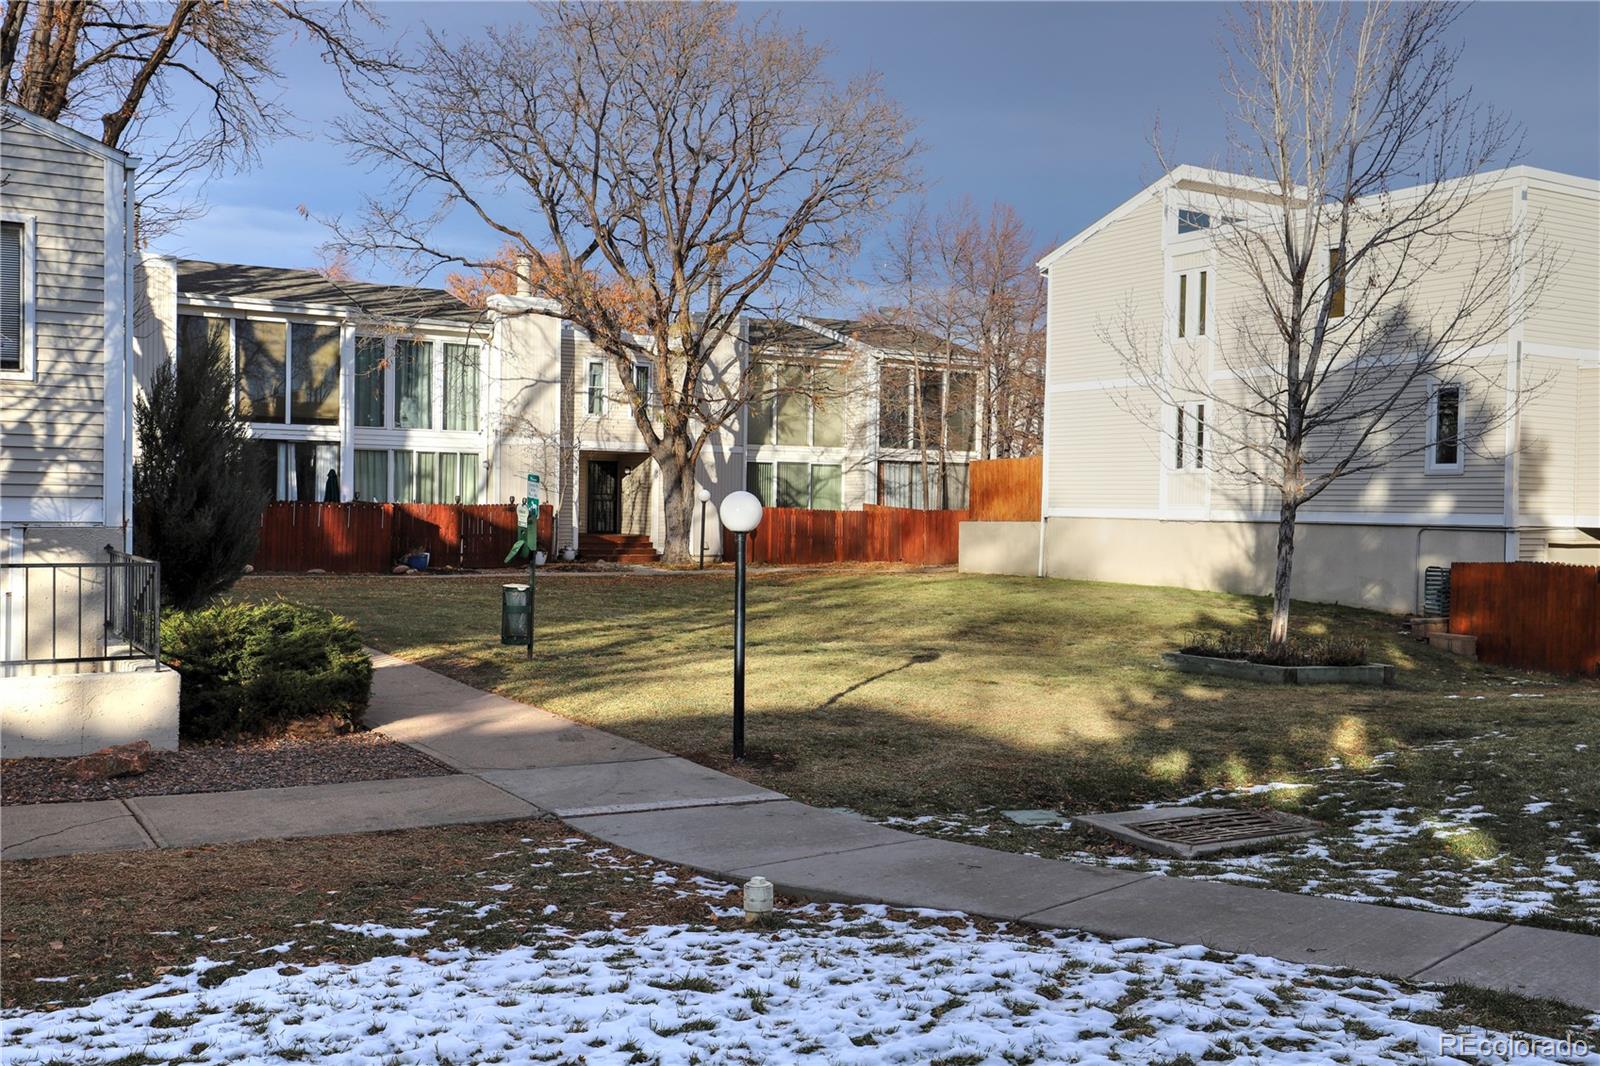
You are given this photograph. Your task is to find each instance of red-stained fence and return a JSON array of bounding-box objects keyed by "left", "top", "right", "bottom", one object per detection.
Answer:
[
  {"left": 1449, "top": 562, "right": 1599, "bottom": 676},
  {"left": 251, "top": 503, "right": 553, "bottom": 573},
  {"left": 725, "top": 505, "right": 969, "bottom": 566}
]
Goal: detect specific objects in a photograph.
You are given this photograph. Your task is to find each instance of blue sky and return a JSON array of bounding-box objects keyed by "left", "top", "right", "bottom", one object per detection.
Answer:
[{"left": 149, "top": 1, "right": 1600, "bottom": 309}]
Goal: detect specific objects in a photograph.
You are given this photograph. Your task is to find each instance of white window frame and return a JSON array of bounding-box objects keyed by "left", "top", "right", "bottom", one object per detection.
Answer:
[
  {"left": 1425, "top": 381, "right": 1465, "bottom": 475},
  {"left": 1172, "top": 401, "right": 1206, "bottom": 471},
  {"left": 587, "top": 359, "right": 606, "bottom": 415},
  {"left": 632, "top": 361, "right": 652, "bottom": 408},
  {"left": 1, "top": 214, "right": 38, "bottom": 381}
]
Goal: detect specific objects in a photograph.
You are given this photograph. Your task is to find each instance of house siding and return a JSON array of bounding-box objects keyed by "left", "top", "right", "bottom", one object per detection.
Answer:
[
  {"left": 1526, "top": 185, "right": 1600, "bottom": 351},
  {"left": 1, "top": 125, "right": 112, "bottom": 514}
]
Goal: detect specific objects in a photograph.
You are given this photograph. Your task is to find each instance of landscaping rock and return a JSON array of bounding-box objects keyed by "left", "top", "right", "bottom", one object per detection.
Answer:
[
  {"left": 63, "top": 741, "right": 153, "bottom": 782},
  {"left": 1428, "top": 632, "right": 1477, "bottom": 659},
  {"left": 392, "top": 565, "right": 412, "bottom": 575},
  {"left": 243, "top": 564, "right": 254, "bottom": 574},
  {"left": 306, "top": 568, "right": 327, "bottom": 574}
]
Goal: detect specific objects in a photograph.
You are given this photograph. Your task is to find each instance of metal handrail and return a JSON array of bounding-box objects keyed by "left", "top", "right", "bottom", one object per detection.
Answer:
[{"left": 0, "top": 547, "right": 161, "bottom": 667}]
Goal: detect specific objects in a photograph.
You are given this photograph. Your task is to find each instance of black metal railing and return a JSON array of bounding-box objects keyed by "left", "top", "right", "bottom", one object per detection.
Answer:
[{"left": 0, "top": 546, "right": 161, "bottom": 667}]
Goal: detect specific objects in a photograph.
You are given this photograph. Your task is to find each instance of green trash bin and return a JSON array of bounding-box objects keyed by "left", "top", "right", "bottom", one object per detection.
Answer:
[{"left": 501, "top": 583, "right": 530, "bottom": 645}]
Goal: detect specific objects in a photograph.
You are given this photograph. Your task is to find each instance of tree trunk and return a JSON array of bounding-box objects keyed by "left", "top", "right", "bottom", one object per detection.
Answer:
[
  {"left": 654, "top": 441, "right": 698, "bottom": 565},
  {"left": 1269, "top": 498, "right": 1298, "bottom": 646}
]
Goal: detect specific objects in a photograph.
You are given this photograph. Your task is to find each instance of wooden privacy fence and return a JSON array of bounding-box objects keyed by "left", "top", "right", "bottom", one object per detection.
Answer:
[
  {"left": 727, "top": 505, "right": 969, "bottom": 566},
  {"left": 968, "top": 456, "right": 1042, "bottom": 521},
  {"left": 1449, "top": 561, "right": 1599, "bottom": 675},
  {"left": 251, "top": 502, "right": 554, "bottom": 574}
]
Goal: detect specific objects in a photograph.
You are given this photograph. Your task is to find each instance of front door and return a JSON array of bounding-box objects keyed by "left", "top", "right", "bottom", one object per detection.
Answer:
[{"left": 587, "top": 460, "right": 620, "bottom": 533}]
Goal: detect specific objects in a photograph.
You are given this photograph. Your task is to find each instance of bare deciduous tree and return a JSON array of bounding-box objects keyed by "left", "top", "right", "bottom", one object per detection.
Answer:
[
  {"left": 1103, "top": 0, "right": 1551, "bottom": 644},
  {"left": 331, "top": 1, "right": 919, "bottom": 562},
  {"left": 1, "top": 0, "right": 395, "bottom": 236}
]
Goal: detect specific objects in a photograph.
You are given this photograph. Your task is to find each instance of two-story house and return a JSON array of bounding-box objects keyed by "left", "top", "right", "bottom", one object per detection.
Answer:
[
  {"left": 963, "top": 164, "right": 1598, "bottom": 612},
  {"left": 1, "top": 103, "right": 177, "bottom": 753}
]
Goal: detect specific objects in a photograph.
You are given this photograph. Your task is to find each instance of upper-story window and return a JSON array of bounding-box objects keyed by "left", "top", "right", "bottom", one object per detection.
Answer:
[
  {"left": 395, "top": 338, "right": 432, "bottom": 429},
  {"left": 586, "top": 360, "right": 606, "bottom": 415},
  {"left": 290, "top": 323, "right": 341, "bottom": 425},
  {"left": 354, "top": 336, "right": 385, "bottom": 427},
  {"left": 1, "top": 219, "right": 31, "bottom": 376},
  {"left": 878, "top": 364, "right": 977, "bottom": 451},
  {"left": 632, "top": 363, "right": 652, "bottom": 408},
  {"left": 749, "top": 361, "right": 845, "bottom": 448},
  {"left": 1175, "top": 270, "right": 1208, "bottom": 339},
  {"left": 443, "top": 342, "right": 480, "bottom": 431},
  {"left": 1426, "top": 383, "right": 1463, "bottom": 474},
  {"left": 235, "top": 320, "right": 287, "bottom": 422},
  {"left": 1178, "top": 208, "right": 1211, "bottom": 234},
  {"left": 1328, "top": 247, "right": 1346, "bottom": 318}
]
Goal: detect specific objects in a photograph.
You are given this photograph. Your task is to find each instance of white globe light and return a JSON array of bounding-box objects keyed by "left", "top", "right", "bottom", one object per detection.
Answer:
[
  {"left": 696, "top": 487, "right": 712, "bottom": 503},
  {"left": 719, "top": 490, "right": 763, "bottom": 533}
]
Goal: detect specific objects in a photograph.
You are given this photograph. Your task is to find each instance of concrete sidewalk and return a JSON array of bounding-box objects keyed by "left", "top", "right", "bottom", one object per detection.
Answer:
[{"left": 4, "top": 650, "right": 1596, "bottom": 1012}]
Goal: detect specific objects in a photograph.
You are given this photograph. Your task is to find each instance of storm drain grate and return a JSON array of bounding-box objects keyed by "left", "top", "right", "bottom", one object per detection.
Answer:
[
  {"left": 1132, "top": 808, "right": 1318, "bottom": 847},
  {"left": 1073, "top": 805, "right": 1322, "bottom": 858}
]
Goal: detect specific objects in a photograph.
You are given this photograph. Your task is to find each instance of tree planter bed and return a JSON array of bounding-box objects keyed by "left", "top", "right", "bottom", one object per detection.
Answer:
[{"left": 1162, "top": 651, "right": 1395, "bottom": 686}]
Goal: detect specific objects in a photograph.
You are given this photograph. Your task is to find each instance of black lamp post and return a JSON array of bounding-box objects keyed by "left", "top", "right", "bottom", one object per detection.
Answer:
[
  {"left": 696, "top": 486, "right": 712, "bottom": 569},
  {"left": 718, "top": 490, "right": 763, "bottom": 761}
]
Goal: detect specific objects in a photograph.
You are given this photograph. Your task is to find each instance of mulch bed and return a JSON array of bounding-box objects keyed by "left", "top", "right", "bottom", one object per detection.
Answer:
[{"left": 0, "top": 731, "right": 455, "bottom": 806}]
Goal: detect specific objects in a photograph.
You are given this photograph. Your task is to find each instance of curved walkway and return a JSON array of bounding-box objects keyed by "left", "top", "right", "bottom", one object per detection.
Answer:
[{"left": 5, "top": 650, "right": 1595, "bottom": 1012}]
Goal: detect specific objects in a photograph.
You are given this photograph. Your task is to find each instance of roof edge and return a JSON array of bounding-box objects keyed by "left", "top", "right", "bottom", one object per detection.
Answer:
[{"left": 2, "top": 101, "right": 136, "bottom": 167}]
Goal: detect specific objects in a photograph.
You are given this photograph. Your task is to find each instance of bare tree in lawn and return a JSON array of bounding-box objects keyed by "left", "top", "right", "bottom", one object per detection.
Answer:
[
  {"left": 330, "top": 2, "right": 919, "bottom": 563},
  {"left": 1102, "top": 1, "right": 1550, "bottom": 645},
  {"left": 938, "top": 199, "right": 1047, "bottom": 459},
  {"left": 1, "top": 0, "right": 395, "bottom": 236}
]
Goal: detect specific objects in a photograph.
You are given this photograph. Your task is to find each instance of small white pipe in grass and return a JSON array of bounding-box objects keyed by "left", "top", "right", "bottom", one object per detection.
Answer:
[{"left": 743, "top": 876, "right": 774, "bottom": 921}]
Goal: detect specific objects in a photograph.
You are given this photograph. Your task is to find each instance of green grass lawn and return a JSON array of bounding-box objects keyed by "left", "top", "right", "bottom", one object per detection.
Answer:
[{"left": 241, "top": 567, "right": 1600, "bottom": 930}]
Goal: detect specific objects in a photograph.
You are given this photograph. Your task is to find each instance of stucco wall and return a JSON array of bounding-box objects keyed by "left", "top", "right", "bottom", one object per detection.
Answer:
[
  {"left": 959, "top": 518, "right": 1507, "bottom": 614},
  {"left": 0, "top": 664, "right": 179, "bottom": 757}
]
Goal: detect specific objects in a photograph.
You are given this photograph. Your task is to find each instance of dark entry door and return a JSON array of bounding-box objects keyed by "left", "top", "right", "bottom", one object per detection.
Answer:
[{"left": 587, "top": 460, "right": 620, "bottom": 533}]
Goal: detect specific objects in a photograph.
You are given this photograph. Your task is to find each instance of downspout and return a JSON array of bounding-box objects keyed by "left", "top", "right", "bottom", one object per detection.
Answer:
[{"left": 122, "top": 162, "right": 136, "bottom": 553}]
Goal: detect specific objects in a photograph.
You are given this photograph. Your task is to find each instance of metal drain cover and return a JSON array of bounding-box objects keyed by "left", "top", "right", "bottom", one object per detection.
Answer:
[{"left": 1074, "top": 806, "right": 1320, "bottom": 858}]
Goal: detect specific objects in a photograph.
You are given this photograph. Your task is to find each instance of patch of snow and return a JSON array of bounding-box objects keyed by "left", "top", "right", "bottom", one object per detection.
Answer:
[{"left": 5, "top": 912, "right": 1590, "bottom": 1065}]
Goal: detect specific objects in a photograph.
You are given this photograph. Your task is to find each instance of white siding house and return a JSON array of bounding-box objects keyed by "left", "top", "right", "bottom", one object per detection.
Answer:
[
  {"left": 963, "top": 164, "right": 1598, "bottom": 613},
  {"left": 2, "top": 104, "right": 177, "bottom": 754}
]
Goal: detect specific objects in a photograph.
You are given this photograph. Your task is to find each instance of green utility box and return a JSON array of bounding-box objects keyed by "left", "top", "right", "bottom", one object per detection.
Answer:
[{"left": 501, "top": 583, "right": 531, "bottom": 645}]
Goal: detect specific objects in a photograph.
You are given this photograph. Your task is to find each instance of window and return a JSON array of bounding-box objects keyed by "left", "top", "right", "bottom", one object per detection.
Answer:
[
  {"left": 1197, "top": 271, "right": 1208, "bottom": 336},
  {"left": 947, "top": 371, "right": 976, "bottom": 452},
  {"left": 1177, "top": 274, "right": 1188, "bottom": 339},
  {"left": 1174, "top": 403, "right": 1205, "bottom": 470},
  {"left": 235, "top": 320, "right": 286, "bottom": 421},
  {"left": 457, "top": 453, "right": 481, "bottom": 504},
  {"left": 587, "top": 360, "right": 605, "bottom": 415},
  {"left": 745, "top": 461, "right": 775, "bottom": 506},
  {"left": 393, "top": 450, "right": 416, "bottom": 502},
  {"left": 246, "top": 439, "right": 277, "bottom": 501},
  {"left": 355, "top": 337, "right": 386, "bottom": 427},
  {"left": 776, "top": 364, "right": 809, "bottom": 446},
  {"left": 879, "top": 365, "right": 912, "bottom": 448},
  {"left": 289, "top": 442, "right": 341, "bottom": 501},
  {"left": 416, "top": 451, "right": 438, "bottom": 503},
  {"left": 1427, "top": 384, "right": 1463, "bottom": 473},
  {"left": 1328, "top": 247, "right": 1346, "bottom": 318},
  {"left": 878, "top": 460, "right": 969, "bottom": 509},
  {"left": 290, "top": 323, "right": 341, "bottom": 425},
  {"left": 812, "top": 367, "right": 844, "bottom": 447},
  {"left": 395, "top": 339, "right": 432, "bottom": 428},
  {"left": 632, "top": 363, "right": 652, "bottom": 408},
  {"left": 917, "top": 372, "right": 944, "bottom": 449},
  {"left": 354, "top": 449, "right": 389, "bottom": 501},
  {"left": 443, "top": 343, "right": 479, "bottom": 431},
  {"left": 177, "top": 315, "right": 230, "bottom": 365},
  {"left": 1177, "top": 208, "right": 1210, "bottom": 234},
  {"left": 777, "top": 461, "right": 810, "bottom": 508},
  {"left": 747, "top": 362, "right": 774, "bottom": 445},
  {"left": 810, "top": 465, "right": 842, "bottom": 510},
  {"left": 0, "top": 220, "right": 25, "bottom": 374}
]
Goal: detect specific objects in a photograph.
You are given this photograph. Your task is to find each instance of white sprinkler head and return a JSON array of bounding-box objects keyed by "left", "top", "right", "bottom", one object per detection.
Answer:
[
  {"left": 696, "top": 486, "right": 713, "bottom": 503},
  {"left": 719, "top": 490, "right": 764, "bottom": 534},
  {"left": 743, "top": 876, "right": 775, "bottom": 919}
]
